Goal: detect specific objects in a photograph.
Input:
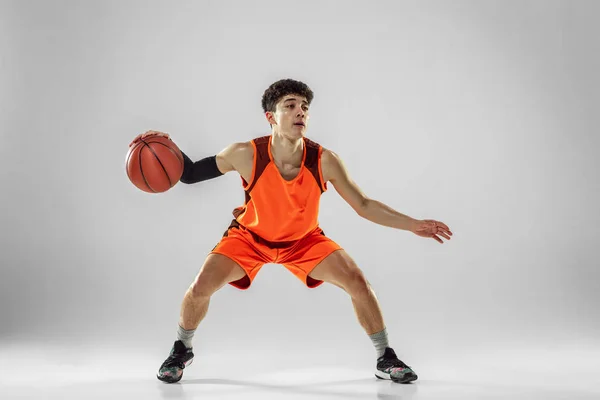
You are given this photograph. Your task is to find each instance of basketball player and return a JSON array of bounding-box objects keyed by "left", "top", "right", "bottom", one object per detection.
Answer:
[{"left": 129, "top": 79, "right": 452, "bottom": 384}]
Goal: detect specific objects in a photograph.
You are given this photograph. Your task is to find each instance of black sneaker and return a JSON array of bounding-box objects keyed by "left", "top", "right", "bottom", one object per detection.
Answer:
[
  {"left": 157, "top": 340, "right": 194, "bottom": 383},
  {"left": 375, "top": 347, "right": 418, "bottom": 383}
]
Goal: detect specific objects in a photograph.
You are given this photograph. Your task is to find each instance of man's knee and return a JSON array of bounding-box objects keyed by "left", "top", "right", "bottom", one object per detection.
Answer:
[
  {"left": 311, "top": 250, "right": 372, "bottom": 297},
  {"left": 189, "top": 254, "right": 246, "bottom": 298},
  {"left": 189, "top": 277, "right": 216, "bottom": 299},
  {"left": 344, "top": 269, "right": 372, "bottom": 299},
  {"left": 329, "top": 257, "right": 371, "bottom": 297}
]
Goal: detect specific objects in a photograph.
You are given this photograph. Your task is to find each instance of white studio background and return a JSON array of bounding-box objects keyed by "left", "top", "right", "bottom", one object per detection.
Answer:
[{"left": 1, "top": 0, "right": 599, "bottom": 387}]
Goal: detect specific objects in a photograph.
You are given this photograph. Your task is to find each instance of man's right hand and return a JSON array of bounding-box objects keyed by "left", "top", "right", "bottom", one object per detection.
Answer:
[{"left": 129, "top": 130, "right": 171, "bottom": 147}]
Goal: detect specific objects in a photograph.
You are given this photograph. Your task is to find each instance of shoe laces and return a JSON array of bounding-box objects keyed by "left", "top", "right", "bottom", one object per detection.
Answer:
[
  {"left": 163, "top": 353, "right": 187, "bottom": 369},
  {"left": 380, "top": 348, "right": 410, "bottom": 370},
  {"left": 163, "top": 344, "right": 189, "bottom": 370},
  {"left": 380, "top": 357, "right": 409, "bottom": 370}
]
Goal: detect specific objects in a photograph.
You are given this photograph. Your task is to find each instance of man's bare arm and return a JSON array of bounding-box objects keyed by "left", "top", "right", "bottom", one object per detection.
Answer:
[
  {"left": 215, "top": 142, "right": 251, "bottom": 174},
  {"left": 322, "top": 149, "right": 418, "bottom": 231},
  {"left": 322, "top": 149, "right": 453, "bottom": 242}
]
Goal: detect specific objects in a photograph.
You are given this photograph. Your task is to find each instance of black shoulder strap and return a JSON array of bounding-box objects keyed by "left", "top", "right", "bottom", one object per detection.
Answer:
[
  {"left": 303, "top": 137, "right": 325, "bottom": 193},
  {"left": 246, "top": 136, "right": 271, "bottom": 195}
]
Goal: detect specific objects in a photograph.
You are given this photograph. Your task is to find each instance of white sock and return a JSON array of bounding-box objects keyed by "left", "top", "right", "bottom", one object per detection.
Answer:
[
  {"left": 369, "top": 327, "right": 389, "bottom": 358},
  {"left": 177, "top": 324, "right": 195, "bottom": 349}
]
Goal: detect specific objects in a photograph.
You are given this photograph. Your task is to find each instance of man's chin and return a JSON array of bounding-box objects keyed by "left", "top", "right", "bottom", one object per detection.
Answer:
[{"left": 282, "top": 129, "right": 305, "bottom": 139}]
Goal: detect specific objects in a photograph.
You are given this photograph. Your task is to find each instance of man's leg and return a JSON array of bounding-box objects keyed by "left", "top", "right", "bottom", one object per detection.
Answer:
[
  {"left": 157, "top": 253, "right": 247, "bottom": 383},
  {"left": 180, "top": 253, "right": 247, "bottom": 331},
  {"left": 308, "top": 249, "right": 418, "bottom": 383},
  {"left": 308, "top": 250, "right": 384, "bottom": 335}
]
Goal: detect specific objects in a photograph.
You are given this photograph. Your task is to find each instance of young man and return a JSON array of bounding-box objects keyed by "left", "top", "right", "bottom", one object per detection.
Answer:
[{"left": 130, "top": 79, "right": 452, "bottom": 384}]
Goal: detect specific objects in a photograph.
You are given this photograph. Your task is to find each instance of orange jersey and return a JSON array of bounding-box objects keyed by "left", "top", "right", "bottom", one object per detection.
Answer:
[{"left": 232, "top": 135, "right": 327, "bottom": 242}]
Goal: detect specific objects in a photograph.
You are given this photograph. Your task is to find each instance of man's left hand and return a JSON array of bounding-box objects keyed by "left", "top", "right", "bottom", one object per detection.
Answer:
[{"left": 411, "top": 219, "right": 453, "bottom": 243}]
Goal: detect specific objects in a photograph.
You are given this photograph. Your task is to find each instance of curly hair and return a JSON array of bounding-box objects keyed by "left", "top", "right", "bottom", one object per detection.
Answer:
[{"left": 261, "top": 79, "right": 314, "bottom": 113}]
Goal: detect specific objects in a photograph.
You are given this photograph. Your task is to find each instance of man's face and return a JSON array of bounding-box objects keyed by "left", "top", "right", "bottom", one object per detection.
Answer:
[{"left": 267, "top": 95, "right": 310, "bottom": 138}]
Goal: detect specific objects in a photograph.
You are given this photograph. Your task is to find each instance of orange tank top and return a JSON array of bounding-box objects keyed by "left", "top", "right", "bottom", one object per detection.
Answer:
[{"left": 232, "top": 135, "right": 327, "bottom": 242}]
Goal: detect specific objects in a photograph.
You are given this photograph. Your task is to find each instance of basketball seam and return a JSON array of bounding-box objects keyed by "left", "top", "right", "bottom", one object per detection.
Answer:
[
  {"left": 141, "top": 139, "right": 173, "bottom": 189},
  {"left": 125, "top": 146, "right": 134, "bottom": 183},
  {"left": 143, "top": 140, "right": 184, "bottom": 180},
  {"left": 137, "top": 143, "right": 155, "bottom": 193}
]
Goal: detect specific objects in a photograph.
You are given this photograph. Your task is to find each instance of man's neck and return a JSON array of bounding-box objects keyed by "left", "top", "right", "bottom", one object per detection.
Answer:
[{"left": 270, "top": 132, "right": 304, "bottom": 165}]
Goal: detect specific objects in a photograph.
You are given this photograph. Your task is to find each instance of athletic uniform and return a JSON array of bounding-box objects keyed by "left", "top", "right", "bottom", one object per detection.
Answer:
[
  {"left": 157, "top": 134, "right": 418, "bottom": 385},
  {"left": 211, "top": 135, "right": 342, "bottom": 289}
]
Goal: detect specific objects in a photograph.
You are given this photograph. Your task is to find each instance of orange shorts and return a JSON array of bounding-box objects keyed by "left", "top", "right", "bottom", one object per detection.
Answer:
[{"left": 210, "top": 220, "right": 342, "bottom": 290}]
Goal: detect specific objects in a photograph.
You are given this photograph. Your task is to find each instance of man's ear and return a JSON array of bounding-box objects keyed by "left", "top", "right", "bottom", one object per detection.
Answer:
[{"left": 265, "top": 111, "right": 277, "bottom": 126}]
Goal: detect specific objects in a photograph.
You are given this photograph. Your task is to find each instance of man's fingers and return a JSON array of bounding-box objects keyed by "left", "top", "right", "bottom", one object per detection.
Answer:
[
  {"left": 433, "top": 221, "right": 452, "bottom": 236},
  {"left": 130, "top": 134, "right": 170, "bottom": 149},
  {"left": 129, "top": 134, "right": 142, "bottom": 147},
  {"left": 437, "top": 226, "right": 452, "bottom": 237},
  {"left": 439, "top": 232, "right": 451, "bottom": 240},
  {"left": 433, "top": 220, "right": 448, "bottom": 230},
  {"left": 142, "top": 132, "right": 169, "bottom": 140},
  {"left": 129, "top": 131, "right": 170, "bottom": 148}
]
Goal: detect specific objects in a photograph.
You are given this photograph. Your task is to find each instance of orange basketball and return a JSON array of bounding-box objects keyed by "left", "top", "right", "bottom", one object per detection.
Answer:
[{"left": 125, "top": 136, "right": 184, "bottom": 193}]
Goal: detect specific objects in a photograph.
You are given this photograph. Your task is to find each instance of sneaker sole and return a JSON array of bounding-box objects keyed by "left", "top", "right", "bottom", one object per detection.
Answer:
[
  {"left": 157, "top": 358, "right": 194, "bottom": 384},
  {"left": 375, "top": 370, "right": 418, "bottom": 384}
]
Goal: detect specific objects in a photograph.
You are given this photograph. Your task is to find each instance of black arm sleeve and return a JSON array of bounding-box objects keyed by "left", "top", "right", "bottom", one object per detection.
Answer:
[{"left": 179, "top": 151, "right": 224, "bottom": 184}]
